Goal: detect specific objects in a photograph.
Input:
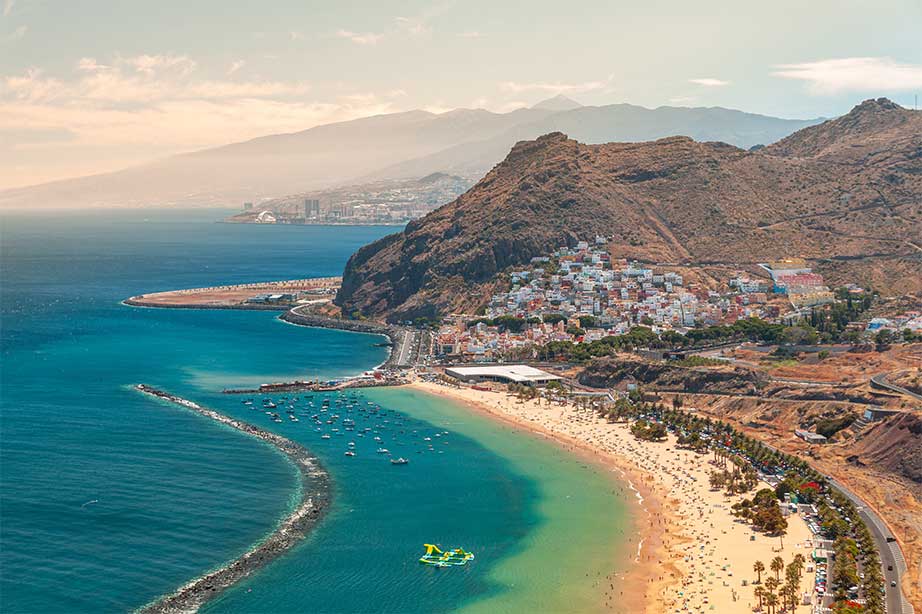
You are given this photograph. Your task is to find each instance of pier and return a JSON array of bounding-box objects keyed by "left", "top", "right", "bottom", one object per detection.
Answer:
[{"left": 222, "top": 373, "right": 408, "bottom": 395}]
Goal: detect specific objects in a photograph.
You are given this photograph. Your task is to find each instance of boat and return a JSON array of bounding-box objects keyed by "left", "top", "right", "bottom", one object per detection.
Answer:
[
  {"left": 344, "top": 450, "right": 355, "bottom": 457},
  {"left": 321, "top": 434, "right": 331, "bottom": 440},
  {"left": 376, "top": 448, "right": 390, "bottom": 454},
  {"left": 418, "top": 544, "right": 474, "bottom": 567},
  {"left": 390, "top": 457, "right": 409, "bottom": 465}
]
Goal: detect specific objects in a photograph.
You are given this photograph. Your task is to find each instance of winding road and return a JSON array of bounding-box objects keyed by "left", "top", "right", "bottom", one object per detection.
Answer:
[{"left": 871, "top": 372, "right": 922, "bottom": 404}]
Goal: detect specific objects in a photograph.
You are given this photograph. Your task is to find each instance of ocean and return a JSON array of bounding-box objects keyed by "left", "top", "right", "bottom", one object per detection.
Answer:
[{"left": 0, "top": 209, "right": 632, "bottom": 613}]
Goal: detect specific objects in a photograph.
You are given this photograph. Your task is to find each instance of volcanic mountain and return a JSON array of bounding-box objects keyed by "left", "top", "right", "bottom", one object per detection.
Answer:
[{"left": 336, "top": 98, "right": 922, "bottom": 322}]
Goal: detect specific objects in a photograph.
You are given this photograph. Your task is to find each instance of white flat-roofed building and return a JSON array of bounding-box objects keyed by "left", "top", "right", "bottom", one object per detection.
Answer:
[{"left": 445, "top": 365, "right": 563, "bottom": 386}]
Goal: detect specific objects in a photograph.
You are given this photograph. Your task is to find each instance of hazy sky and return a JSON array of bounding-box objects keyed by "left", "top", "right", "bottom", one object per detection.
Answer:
[{"left": 2, "top": 0, "right": 921, "bottom": 190}]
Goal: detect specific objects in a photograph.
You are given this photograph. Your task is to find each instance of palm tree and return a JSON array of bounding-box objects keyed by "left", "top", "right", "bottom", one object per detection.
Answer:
[
  {"left": 764, "top": 576, "right": 779, "bottom": 596},
  {"left": 770, "top": 555, "right": 784, "bottom": 581},
  {"left": 754, "top": 585, "right": 765, "bottom": 611},
  {"left": 793, "top": 553, "right": 806, "bottom": 578},
  {"left": 764, "top": 592, "right": 779, "bottom": 614},
  {"left": 753, "top": 560, "right": 765, "bottom": 584},
  {"left": 783, "top": 582, "right": 799, "bottom": 612}
]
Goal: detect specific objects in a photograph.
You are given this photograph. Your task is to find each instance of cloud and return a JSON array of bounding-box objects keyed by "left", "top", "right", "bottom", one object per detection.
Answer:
[
  {"left": 124, "top": 53, "right": 196, "bottom": 77},
  {"left": 0, "top": 53, "right": 405, "bottom": 174},
  {"left": 227, "top": 60, "right": 245, "bottom": 75},
  {"left": 2, "top": 23, "right": 25, "bottom": 42},
  {"left": 500, "top": 79, "right": 607, "bottom": 94},
  {"left": 3, "top": 68, "right": 61, "bottom": 101},
  {"left": 5, "top": 59, "right": 311, "bottom": 104},
  {"left": 668, "top": 95, "right": 698, "bottom": 106},
  {"left": 2, "top": 0, "right": 14, "bottom": 17},
  {"left": 77, "top": 57, "right": 107, "bottom": 72},
  {"left": 689, "top": 78, "right": 728, "bottom": 87},
  {"left": 336, "top": 29, "right": 383, "bottom": 45},
  {"left": 772, "top": 57, "right": 922, "bottom": 94},
  {"left": 395, "top": 16, "right": 429, "bottom": 36}
]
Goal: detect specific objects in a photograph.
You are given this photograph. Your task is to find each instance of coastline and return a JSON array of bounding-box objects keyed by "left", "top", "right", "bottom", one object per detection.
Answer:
[
  {"left": 133, "top": 385, "right": 331, "bottom": 614},
  {"left": 122, "top": 288, "right": 816, "bottom": 612},
  {"left": 405, "top": 380, "right": 671, "bottom": 614},
  {"left": 406, "top": 379, "right": 823, "bottom": 614}
]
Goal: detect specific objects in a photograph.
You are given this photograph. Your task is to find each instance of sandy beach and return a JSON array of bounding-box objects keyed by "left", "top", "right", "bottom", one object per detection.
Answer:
[{"left": 409, "top": 379, "right": 820, "bottom": 614}]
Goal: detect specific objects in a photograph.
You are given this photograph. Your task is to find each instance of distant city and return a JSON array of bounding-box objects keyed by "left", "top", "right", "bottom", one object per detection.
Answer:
[{"left": 227, "top": 173, "right": 474, "bottom": 226}]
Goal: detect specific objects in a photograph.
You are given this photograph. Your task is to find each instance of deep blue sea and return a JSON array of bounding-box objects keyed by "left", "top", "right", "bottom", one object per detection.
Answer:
[{"left": 0, "top": 210, "right": 631, "bottom": 614}]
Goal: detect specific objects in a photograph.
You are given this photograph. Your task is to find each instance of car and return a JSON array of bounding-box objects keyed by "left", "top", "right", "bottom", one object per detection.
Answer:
[
  {"left": 891, "top": 580, "right": 897, "bottom": 588},
  {"left": 888, "top": 564, "right": 893, "bottom": 571}
]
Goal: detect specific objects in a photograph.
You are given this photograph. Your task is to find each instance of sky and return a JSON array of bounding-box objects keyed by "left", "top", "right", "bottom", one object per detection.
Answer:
[{"left": 1, "top": 0, "right": 921, "bottom": 190}]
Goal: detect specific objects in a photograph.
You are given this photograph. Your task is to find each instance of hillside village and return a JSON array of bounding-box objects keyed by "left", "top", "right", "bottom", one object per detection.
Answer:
[{"left": 432, "top": 239, "right": 918, "bottom": 362}]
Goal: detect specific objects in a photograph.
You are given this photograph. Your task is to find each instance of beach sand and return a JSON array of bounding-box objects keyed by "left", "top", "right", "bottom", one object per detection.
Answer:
[{"left": 409, "top": 380, "right": 819, "bottom": 614}]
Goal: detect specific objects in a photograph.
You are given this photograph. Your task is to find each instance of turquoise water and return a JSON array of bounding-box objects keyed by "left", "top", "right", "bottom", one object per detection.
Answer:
[{"left": 1, "top": 210, "right": 631, "bottom": 613}]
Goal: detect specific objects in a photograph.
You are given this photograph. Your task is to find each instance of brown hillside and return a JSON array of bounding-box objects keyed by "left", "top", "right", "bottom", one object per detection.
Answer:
[{"left": 337, "top": 99, "right": 922, "bottom": 322}]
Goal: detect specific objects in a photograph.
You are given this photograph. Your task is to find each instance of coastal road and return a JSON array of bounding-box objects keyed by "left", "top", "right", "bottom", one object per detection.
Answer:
[
  {"left": 826, "top": 476, "right": 913, "bottom": 614},
  {"left": 760, "top": 438, "right": 914, "bottom": 614}
]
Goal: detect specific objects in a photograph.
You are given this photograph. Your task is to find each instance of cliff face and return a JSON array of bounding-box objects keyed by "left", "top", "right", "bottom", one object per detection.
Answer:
[{"left": 336, "top": 99, "right": 922, "bottom": 322}]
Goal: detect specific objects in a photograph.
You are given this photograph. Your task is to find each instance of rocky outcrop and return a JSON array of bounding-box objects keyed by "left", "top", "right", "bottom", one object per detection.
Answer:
[{"left": 336, "top": 99, "right": 922, "bottom": 321}]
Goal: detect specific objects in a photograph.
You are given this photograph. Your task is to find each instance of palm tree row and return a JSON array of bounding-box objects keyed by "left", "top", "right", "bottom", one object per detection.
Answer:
[
  {"left": 590, "top": 395, "right": 885, "bottom": 613},
  {"left": 752, "top": 554, "right": 805, "bottom": 613}
]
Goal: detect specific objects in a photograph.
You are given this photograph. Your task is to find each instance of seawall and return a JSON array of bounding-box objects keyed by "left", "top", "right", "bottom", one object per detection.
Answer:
[
  {"left": 134, "top": 385, "right": 331, "bottom": 614},
  {"left": 279, "top": 308, "right": 407, "bottom": 370}
]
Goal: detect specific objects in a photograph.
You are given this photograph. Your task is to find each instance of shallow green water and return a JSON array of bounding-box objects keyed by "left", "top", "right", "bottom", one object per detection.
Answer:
[{"left": 371, "top": 388, "right": 636, "bottom": 614}]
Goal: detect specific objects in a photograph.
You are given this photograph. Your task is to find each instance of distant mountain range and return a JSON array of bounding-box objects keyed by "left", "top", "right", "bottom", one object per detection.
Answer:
[
  {"left": 0, "top": 96, "right": 822, "bottom": 209},
  {"left": 335, "top": 98, "right": 922, "bottom": 321}
]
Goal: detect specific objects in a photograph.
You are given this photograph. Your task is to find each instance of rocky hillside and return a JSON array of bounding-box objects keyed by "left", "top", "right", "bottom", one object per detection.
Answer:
[
  {"left": 849, "top": 412, "right": 922, "bottom": 484},
  {"left": 578, "top": 357, "right": 767, "bottom": 395},
  {"left": 337, "top": 99, "right": 921, "bottom": 322}
]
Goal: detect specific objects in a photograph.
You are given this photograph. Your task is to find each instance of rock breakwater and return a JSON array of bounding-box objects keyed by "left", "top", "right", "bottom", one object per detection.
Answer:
[{"left": 134, "top": 385, "right": 330, "bottom": 614}]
